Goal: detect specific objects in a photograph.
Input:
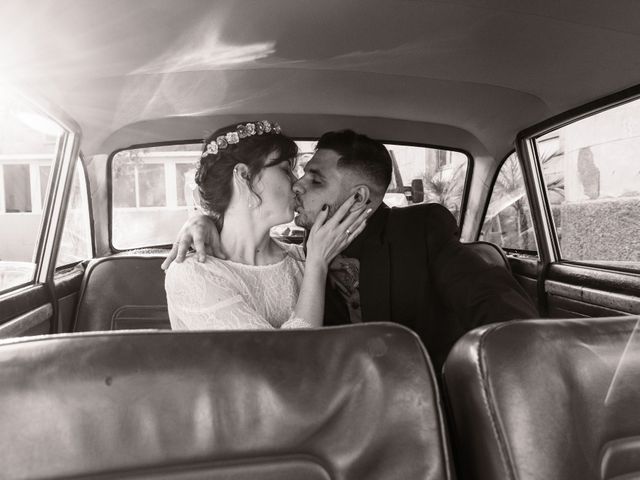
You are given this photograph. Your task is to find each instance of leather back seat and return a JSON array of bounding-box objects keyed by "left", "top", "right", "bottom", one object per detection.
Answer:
[
  {"left": 443, "top": 316, "right": 640, "bottom": 480},
  {"left": 72, "top": 243, "right": 508, "bottom": 333},
  {"left": 73, "top": 254, "right": 170, "bottom": 331},
  {"left": 0, "top": 324, "right": 453, "bottom": 480}
]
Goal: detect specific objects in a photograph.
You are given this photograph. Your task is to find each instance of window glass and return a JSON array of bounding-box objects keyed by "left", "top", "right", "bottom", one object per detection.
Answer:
[
  {"left": 176, "top": 163, "right": 197, "bottom": 207},
  {"left": 0, "top": 95, "right": 62, "bottom": 292},
  {"left": 112, "top": 141, "right": 469, "bottom": 249},
  {"left": 56, "top": 158, "right": 92, "bottom": 268},
  {"left": 480, "top": 153, "right": 537, "bottom": 253},
  {"left": 39, "top": 165, "right": 51, "bottom": 205},
  {"left": 112, "top": 145, "right": 201, "bottom": 249},
  {"left": 113, "top": 162, "right": 136, "bottom": 208},
  {"left": 536, "top": 96, "right": 640, "bottom": 269},
  {"left": 137, "top": 163, "right": 166, "bottom": 207},
  {"left": 3, "top": 164, "right": 32, "bottom": 212}
]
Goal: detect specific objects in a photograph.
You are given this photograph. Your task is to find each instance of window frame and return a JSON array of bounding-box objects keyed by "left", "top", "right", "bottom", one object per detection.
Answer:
[
  {"left": 516, "top": 84, "right": 640, "bottom": 274},
  {"left": 54, "top": 154, "right": 95, "bottom": 271},
  {"left": 108, "top": 140, "right": 203, "bottom": 252},
  {"left": 107, "top": 139, "right": 473, "bottom": 252},
  {"left": 477, "top": 150, "right": 538, "bottom": 257},
  {"left": 360, "top": 139, "right": 473, "bottom": 229},
  {"left": 0, "top": 88, "right": 82, "bottom": 299}
]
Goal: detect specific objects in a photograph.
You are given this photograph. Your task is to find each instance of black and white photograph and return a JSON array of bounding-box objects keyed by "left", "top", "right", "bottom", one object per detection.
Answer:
[{"left": 0, "top": 1, "right": 639, "bottom": 478}]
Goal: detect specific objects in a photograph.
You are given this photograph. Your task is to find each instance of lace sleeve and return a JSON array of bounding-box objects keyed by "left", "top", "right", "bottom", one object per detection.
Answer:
[
  {"left": 281, "top": 316, "right": 311, "bottom": 329},
  {"left": 165, "top": 257, "right": 283, "bottom": 330},
  {"left": 276, "top": 242, "right": 311, "bottom": 329}
]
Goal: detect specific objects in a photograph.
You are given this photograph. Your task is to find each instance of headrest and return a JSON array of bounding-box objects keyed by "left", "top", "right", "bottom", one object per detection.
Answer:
[
  {"left": 0, "top": 324, "right": 453, "bottom": 480},
  {"left": 444, "top": 316, "right": 640, "bottom": 480}
]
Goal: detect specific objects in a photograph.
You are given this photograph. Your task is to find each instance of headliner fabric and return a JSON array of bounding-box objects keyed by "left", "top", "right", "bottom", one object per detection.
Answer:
[
  {"left": 0, "top": 324, "right": 453, "bottom": 480},
  {"left": 443, "top": 316, "right": 640, "bottom": 480},
  {"left": 3, "top": 0, "right": 639, "bottom": 158}
]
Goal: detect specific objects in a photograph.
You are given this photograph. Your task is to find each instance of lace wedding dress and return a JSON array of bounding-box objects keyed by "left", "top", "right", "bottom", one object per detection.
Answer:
[{"left": 165, "top": 243, "right": 309, "bottom": 330}]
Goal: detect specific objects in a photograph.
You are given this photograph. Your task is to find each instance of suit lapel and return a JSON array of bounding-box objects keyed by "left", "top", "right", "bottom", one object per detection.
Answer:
[
  {"left": 347, "top": 205, "right": 392, "bottom": 324},
  {"left": 359, "top": 237, "right": 391, "bottom": 323},
  {"left": 386, "top": 207, "right": 429, "bottom": 331}
]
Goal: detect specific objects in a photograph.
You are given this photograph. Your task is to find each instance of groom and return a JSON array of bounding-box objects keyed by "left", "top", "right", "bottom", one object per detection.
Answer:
[{"left": 163, "top": 129, "right": 537, "bottom": 372}]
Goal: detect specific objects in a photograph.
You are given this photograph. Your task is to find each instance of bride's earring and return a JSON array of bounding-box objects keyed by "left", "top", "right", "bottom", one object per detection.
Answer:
[{"left": 247, "top": 193, "right": 258, "bottom": 209}]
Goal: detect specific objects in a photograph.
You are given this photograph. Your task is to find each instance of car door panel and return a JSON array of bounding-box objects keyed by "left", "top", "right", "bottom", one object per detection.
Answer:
[
  {"left": 508, "top": 256, "right": 540, "bottom": 308},
  {"left": 0, "top": 266, "right": 88, "bottom": 338},
  {"left": 0, "top": 285, "right": 53, "bottom": 338},
  {"left": 545, "top": 264, "right": 640, "bottom": 318},
  {"left": 0, "top": 303, "right": 53, "bottom": 338}
]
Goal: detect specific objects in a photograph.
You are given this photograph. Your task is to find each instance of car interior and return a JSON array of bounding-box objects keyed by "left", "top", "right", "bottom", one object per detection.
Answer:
[{"left": 1, "top": 1, "right": 639, "bottom": 478}]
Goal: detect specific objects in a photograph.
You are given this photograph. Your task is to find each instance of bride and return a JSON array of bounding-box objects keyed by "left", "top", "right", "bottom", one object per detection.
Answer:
[{"left": 165, "top": 120, "right": 371, "bottom": 330}]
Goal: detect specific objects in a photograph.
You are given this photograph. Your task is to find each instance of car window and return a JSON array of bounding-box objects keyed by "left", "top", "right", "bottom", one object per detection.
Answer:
[
  {"left": 535, "top": 96, "right": 640, "bottom": 270},
  {"left": 111, "top": 145, "right": 202, "bottom": 250},
  {"left": 112, "top": 141, "right": 469, "bottom": 249},
  {"left": 295, "top": 141, "right": 469, "bottom": 219},
  {"left": 480, "top": 152, "right": 537, "bottom": 254},
  {"left": 56, "top": 158, "right": 93, "bottom": 268},
  {"left": 0, "top": 94, "right": 64, "bottom": 293}
]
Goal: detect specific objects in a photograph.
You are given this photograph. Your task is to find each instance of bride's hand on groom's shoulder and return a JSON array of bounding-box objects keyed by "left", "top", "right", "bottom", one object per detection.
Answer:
[
  {"left": 305, "top": 193, "right": 372, "bottom": 269},
  {"left": 161, "top": 214, "right": 225, "bottom": 270}
]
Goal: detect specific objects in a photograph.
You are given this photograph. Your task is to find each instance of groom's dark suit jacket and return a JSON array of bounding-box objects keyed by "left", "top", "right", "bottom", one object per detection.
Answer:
[{"left": 323, "top": 203, "right": 538, "bottom": 372}]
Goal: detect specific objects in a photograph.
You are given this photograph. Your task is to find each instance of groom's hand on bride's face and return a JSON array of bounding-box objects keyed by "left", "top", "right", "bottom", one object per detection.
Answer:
[{"left": 161, "top": 214, "right": 225, "bottom": 270}]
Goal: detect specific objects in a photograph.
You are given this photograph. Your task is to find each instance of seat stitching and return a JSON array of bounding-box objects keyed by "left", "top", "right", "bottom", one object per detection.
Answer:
[
  {"left": 475, "top": 325, "right": 517, "bottom": 480},
  {"left": 414, "top": 335, "right": 456, "bottom": 480},
  {"left": 386, "top": 324, "right": 455, "bottom": 480},
  {"left": 110, "top": 304, "right": 168, "bottom": 330}
]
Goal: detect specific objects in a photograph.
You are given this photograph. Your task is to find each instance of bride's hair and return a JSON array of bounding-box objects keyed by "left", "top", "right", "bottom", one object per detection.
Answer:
[{"left": 195, "top": 121, "right": 298, "bottom": 228}]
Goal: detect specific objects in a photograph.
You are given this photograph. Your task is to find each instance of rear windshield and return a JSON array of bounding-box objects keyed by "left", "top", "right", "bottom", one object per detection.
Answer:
[{"left": 110, "top": 141, "right": 469, "bottom": 250}]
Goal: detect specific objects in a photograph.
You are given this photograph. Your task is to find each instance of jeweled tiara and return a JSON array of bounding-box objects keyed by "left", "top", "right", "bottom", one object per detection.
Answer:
[{"left": 201, "top": 120, "right": 282, "bottom": 158}]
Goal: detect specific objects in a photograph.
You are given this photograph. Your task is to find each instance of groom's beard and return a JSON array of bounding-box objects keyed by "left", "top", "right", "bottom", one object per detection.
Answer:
[
  {"left": 294, "top": 199, "right": 341, "bottom": 229},
  {"left": 294, "top": 211, "right": 314, "bottom": 230}
]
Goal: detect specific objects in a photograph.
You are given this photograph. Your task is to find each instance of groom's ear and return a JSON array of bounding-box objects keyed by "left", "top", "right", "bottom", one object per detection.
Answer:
[{"left": 350, "top": 185, "right": 370, "bottom": 211}]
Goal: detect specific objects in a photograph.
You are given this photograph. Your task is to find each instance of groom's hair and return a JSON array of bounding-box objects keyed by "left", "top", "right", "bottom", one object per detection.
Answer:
[{"left": 316, "top": 130, "right": 392, "bottom": 195}]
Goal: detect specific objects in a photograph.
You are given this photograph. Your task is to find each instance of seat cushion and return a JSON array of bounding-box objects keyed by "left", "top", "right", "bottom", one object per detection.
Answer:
[
  {"left": 0, "top": 324, "right": 453, "bottom": 480},
  {"left": 443, "top": 316, "right": 640, "bottom": 480}
]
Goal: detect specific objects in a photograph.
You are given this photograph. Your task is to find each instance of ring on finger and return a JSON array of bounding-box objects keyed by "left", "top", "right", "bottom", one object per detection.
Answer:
[{"left": 345, "top": 228, "right": 351, "bottom": 236}]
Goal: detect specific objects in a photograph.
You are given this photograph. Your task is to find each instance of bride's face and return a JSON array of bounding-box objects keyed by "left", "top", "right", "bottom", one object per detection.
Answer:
[{"left": 251, "top": 150, "right": 297, "bottom": 225}]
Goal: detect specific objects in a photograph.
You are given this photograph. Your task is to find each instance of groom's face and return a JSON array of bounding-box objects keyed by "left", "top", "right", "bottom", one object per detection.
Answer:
[{"left": 292, "top": 149, "right": 355, "bottom": 229}]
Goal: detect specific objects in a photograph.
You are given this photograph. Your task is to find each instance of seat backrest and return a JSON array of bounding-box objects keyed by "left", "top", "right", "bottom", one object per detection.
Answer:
[
  {"left": 464, "top": 241, "right": 511, "bottom": 271},
  {"left": 73, "top": 254, "right": 170, "bottom": 331},
  {"left": 443, "top": 316, "right": 640, "bottom": 480},
  {"left": 0, "top": 324, "right": 453, "bottom": 480}
]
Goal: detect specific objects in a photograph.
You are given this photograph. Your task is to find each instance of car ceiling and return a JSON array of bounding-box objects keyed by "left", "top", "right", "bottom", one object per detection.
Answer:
[{"left": 1, "top": 0, "right": 639, "bottom": 159}]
